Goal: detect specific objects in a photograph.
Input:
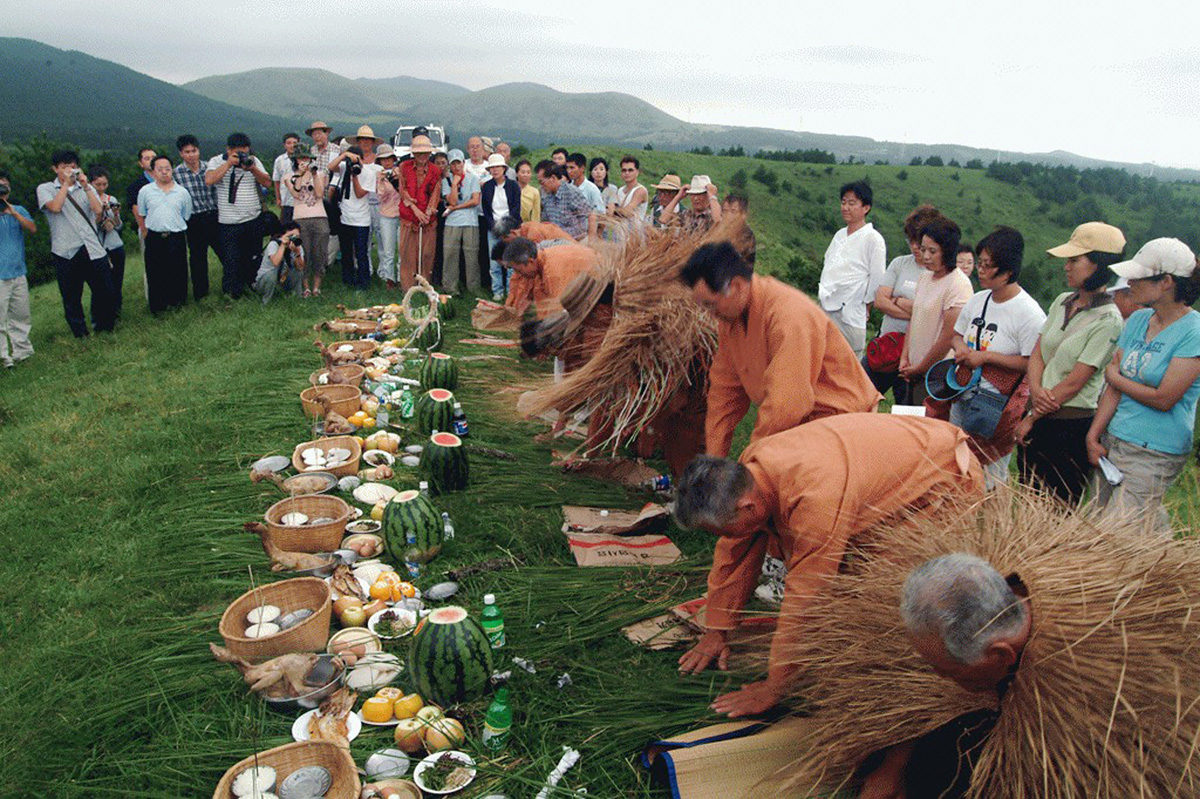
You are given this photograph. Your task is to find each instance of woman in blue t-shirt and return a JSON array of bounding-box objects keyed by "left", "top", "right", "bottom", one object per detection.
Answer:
[{"left": 1086, "top": 238, "right": 1200, "bottom": 534}]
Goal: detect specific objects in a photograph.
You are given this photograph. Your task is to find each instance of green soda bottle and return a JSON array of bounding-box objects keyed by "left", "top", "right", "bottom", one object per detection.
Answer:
[
  {"left": 481, "top": 594, "right": 505, "bottom": 648},
  {"left": 481, "top": 686, "right": 512, "bottom": 751},
  {"left": 398, "top": 385, "right": 415, "bottom": 419}
]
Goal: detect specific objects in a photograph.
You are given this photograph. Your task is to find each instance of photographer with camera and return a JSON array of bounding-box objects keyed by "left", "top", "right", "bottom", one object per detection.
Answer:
[
  {"left": 374, "top": 144, "right": 402, "bottom": 288},
  {"left": 254, "top": 220, "right": 306, "bottom": 304},
  {"left": 289, "top": 150, "right": 328, "bottom": 297},
  {"left": 87, "top": 166, "right": 127, "bottom": 318},
  {"left": 0, "top": 171, "right": 38, "bottom": 368},
  {"left": 272, "top": 133, "right": 301, "bottom": 225},
  {"left": 205, "top": 133, "right": 271, "bottom": 299},
  {"left": 138, "top": 155, "right": 193, "bottom": 315},
  {"left": 328, "top": 143, "right": 380, "bottom": 290},
  {"left": 37, "top": 149, "right": 117, "bottom": 337}
]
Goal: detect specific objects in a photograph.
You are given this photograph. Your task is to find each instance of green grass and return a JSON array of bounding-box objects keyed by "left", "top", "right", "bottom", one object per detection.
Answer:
[{"left": 2, "top": 241, "right": 1196, "bottom": 796}]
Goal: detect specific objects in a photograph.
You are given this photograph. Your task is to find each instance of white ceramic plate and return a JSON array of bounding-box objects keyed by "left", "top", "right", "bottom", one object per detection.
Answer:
[
  {"left": 354, "top": 483, "right": 399, "bottom": 505},
  {"left": 413, "top": 751, "right": 477, "bottom": 795},
  {"left": 368, "top": 607, "right": 418, "bottom": 639},
  {"left": 324, "top": 573, "right": 371, "bottom": 600},
  {"left": 291, "top": 708, "right": 362, "bottom": 742},
  {"left": 253, "top": 455, "right": 291, "bottom": 473},
  {"left": 357, "top": 708, "right": 402, "bottom": 727}
]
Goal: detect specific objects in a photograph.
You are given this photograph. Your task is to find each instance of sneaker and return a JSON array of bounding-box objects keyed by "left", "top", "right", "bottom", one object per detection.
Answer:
[
  {"left": 753, "top": 581, "right": 785, "bottom": 607},
  {"left": 493, "top": 293, "right": 505, "bottom": 302},
  {"left": 303, "top": 289, "right": 312, "bottom": 298}
]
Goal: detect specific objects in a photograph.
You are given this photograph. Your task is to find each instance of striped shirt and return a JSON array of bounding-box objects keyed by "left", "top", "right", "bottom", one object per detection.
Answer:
[
  {"left": 174, "top": 162, "right": 218, "bottom": 215},
  {"left": 206, "top": 154, "right": 265, "bottom": 225}
]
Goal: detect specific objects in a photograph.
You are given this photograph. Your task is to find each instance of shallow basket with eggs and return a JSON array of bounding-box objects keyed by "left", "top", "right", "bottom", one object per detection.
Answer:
[
  {"left": 291, "top": 435, "right": 362, "bottom": 478},
  {"left": 309, "top": 363, "right": 366, "bottom": 388},
  {"left": 217, "top": 577, "right": 332, "bottom": 662},
  {"left": 325, "top": 339, "right": 379, "bottom": 363},
  {"left": 299, "top": 384, "right": 363, "bottom": 420},
  {"left": 264, "top": 494, "right": 353, "bottom": 553},
  {"left": 212, "top": 740, "right": 360, "bottom": 799}
]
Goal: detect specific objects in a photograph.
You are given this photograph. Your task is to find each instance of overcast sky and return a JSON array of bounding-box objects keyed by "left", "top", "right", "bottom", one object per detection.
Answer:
[{"left": 9, "top": 0, "right": 1200, "bottom": 168}]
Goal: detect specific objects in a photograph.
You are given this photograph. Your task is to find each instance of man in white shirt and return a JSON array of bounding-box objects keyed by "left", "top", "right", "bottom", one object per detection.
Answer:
[
  {"left": 566, "top": 152, "right": 606, "bottom": 214},
  {"left": 205, "top": 132, "right": 272, "bottom": 298},
  {"left": 819, "top": 180, "right": 887, "bottom": 357},
  {"left": 272, "top": 132, "right": 300, "bottom": 225},
  {"left": 327, "top": 144, "right": 381, "bottom": 289}
]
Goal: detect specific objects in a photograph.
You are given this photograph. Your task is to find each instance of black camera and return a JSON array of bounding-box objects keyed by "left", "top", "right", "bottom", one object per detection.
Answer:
[
  {"left": 0, "top": 199, "right": 8, "bottom": 213},
  {"left": 0, "top": 185, "right": 10, "bottom": 197},
  {"left": 285, "top": 233, "right": 301, "bottom": 245}
]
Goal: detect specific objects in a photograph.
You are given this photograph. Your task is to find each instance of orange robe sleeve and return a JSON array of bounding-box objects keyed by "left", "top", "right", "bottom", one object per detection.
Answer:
[
  {"left": 703, "top": 533, "right": 769, "bottom": 631},
  {"left": 704, "top": 337, "right": 751, "bottom": 456}
]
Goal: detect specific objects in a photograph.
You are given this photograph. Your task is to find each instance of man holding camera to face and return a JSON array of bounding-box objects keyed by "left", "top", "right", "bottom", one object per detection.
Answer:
[
  {"left": 37, "top": 149, "right": 117, "bottom": 337},
  {"left": 0, "top": 171, "right": 38, "bottom": 368},
  {"left": 205, "top": 132, "right": 271, "bottom": 298},
  {"left": 328, "top": 143, "right": 380, "bottom": 290},
  {"left": 254, "top": 220, "right": 305, "bottom": 304}
]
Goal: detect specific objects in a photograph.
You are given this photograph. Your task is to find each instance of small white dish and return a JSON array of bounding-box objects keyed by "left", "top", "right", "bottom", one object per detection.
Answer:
[
  {"left": 291, "top": 707, "right": 362, "bottom": 742},
  {"left": 413, "top": 751, "right": 477, "bottom": 795},
  {"left": 354, "top": 483, "right": 398, "bottom": 505},
  {"left": 368, "top": 607, "right": 418, "bottom": 639}
]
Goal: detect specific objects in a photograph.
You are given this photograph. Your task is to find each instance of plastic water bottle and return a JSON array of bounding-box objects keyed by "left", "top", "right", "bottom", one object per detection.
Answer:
[
  {"left": 481, "top": 594, "right": 505, "bottom": 649},
  {"left": 647, "top": 474, "right": 672, "bottom": 492},
  {"left": 481, "top": 686, "right": 512, "bottom": 751},
  {"left": 441, "top": 511, "right": 456, "bottom": 540},
  {"left": 375, "top": 402, "right": 389, "bottom": 428},
  {"left": 419, "top": 481, "right": 430, "bottom": 498},
  {"left": 451, "top": 402, "right": 469, "bottom": 437}
]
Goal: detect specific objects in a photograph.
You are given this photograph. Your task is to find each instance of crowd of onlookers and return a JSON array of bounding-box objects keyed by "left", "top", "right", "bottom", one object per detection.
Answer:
[
  {"left": 817, "top": 180, "right": 1200, "bottom": 532},
  {"left": 1, "top": 127, "right": 1197, "bottom": 528}
]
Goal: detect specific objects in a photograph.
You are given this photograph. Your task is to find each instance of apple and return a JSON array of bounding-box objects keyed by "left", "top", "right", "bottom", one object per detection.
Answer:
[
  {"left": 393, "top": 717, "right": 425, "bottom": 753},
  {"left": 340, "top": 605, "right": 367, "bottom": 627}
]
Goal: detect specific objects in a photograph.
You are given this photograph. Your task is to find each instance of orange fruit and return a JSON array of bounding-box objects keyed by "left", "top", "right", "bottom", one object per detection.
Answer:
[
  {"left": 369, "top": 580, "right": 392, "bottom": 601},
  {"left": 360, "top": 417, "right": 377, "bottom": 430},
  {"left": 379, "top": 570, "right": 403, "bottom": 586},
  {"left": 395, "top": 582, "right": 417, "bottom": 599},
  {"left": 361, "top": 696, "right": 394, "bottom": 724},
  {"left": 393, "top": 693, "right": 424, "bottom": 720},
  {"left": 375, "top": 687, "right": 403, "bottom": 702}
]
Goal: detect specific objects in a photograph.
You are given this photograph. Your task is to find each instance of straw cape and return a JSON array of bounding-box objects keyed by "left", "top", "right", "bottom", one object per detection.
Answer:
[
  {"left": 771, "top": 490, "right": 1200, "bottom": 798},
  {"left": 517, "top": 214, "right": 756, "bottom": 456}
]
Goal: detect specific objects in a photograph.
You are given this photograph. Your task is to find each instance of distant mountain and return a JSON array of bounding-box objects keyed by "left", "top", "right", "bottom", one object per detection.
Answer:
[
  {"left": 1, "top": 37, "right": 1196, "bottom": 183},
  {"left": 0, "top": 38, "right": 302, "bottom": 150},
  {"left": 183, "top": 68, "right": 470, "bottom": 127}
]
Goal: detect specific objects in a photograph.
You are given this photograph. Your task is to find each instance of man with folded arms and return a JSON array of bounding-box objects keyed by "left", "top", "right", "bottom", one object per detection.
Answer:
[
  {"left": 537, "top": 161, "right": 596, "bottom": 241},
  {"left": 138, "top": 155, "right": 193, "bottom": 314},
  {"left": 674, "top": 414, "right": 982, "bottom": 717}
]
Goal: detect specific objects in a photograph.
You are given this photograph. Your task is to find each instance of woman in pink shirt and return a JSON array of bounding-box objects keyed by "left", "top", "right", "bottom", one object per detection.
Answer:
[
  {"left": 374, "top": 145, "right": 402, "bottom": 287},
  {"left": 288, "top": 151, "right": 328, "bottom": 296}
]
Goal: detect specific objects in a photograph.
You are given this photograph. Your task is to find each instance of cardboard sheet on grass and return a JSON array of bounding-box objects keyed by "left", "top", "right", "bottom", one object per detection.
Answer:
[
  {"left": 642, "top": 716, "right": 817, "bottom": 799},
  {"left": 623, "top": 596, "right": 777, "bottom": 650},
  {"left": 471, "top": 299, "right": 520, "bottom": 331},
  {"left": 562, "top": 503, "right": 680, "bottom": 566}
]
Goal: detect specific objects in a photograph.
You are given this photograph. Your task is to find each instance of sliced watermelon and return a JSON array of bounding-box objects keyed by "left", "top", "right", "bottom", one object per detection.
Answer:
[
  {"left": 415, "top": 388, "right": 456, "bottom": 435},
  {"left": 420, "top": 353, "right": 459, "bottom": 392},
  {"left": 409, "top": 605, "right": 494, "bottom": 706},
  {"left": 419, "top": 432, "right": 469, "bottom": 494}
]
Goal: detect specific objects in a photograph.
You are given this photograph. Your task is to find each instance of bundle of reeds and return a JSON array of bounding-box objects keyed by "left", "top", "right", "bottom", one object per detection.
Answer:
[
  {"left": 518, "top": 214, "right": 755, "bottom": 456},
  {"left": 771, "top": 488, "right": 1200, "bottom": 798}
]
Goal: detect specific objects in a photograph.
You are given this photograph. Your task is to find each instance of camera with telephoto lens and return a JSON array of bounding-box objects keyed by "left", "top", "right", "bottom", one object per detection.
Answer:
[
  {"left": 346, "top": 146, "right": 364, "bottom": 176},
  {"left": 285, "top": 233, "right": 300, "bottom": 245}
]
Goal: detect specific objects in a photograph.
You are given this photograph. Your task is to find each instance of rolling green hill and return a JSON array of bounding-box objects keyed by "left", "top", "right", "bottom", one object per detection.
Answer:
[{"left": 0, "top": 38, "right": 303, "bottom": 150}]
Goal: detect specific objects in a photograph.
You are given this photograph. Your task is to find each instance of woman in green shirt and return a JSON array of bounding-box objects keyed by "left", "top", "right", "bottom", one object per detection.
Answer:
[{"left": 1015, "top": 222, "right": 1125, "bottom": 504}]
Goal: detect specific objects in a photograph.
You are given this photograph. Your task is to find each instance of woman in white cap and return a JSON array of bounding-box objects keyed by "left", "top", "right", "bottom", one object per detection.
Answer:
[
  {"left": 1014, "top": 222, "right": 1126, "bottom": 505},
  {"left": 1085, "top": 237, "right": 1200, "bottom": 533}
]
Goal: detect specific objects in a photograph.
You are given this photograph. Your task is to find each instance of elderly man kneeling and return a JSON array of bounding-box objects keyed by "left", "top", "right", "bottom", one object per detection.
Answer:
[{"left": 674, "top": 414, "right": 982, "bottom": 717}]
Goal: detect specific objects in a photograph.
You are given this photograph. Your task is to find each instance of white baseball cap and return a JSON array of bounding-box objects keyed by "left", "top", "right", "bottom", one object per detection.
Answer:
[
  {"left": 1106, "top": 277, "right": 1131, "bottom": 294},
  {"left": 1110, "top": 237, "right": 1196, "bottom": 280}
]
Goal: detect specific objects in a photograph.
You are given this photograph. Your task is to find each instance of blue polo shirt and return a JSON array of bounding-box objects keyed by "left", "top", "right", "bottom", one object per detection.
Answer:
[
  {"left": 137, "top": 182, "right": 193, "bottom": 233},
  {"left": 1110, "top": 308, "right": 1200, "bottom": 454},
  {"left": 0, "top": 205, "right": 32, "bottom": 279}
]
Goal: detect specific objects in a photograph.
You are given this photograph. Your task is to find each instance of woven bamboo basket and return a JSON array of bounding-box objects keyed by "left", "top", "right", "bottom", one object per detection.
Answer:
[
  {"left": 264, "top": 494, "right": 353, "bottom": 552},
  {"left": 328, "top": 318, "right": 380, "bottom": 335},
  {"left": 291, "top": 435, "right": 362, "bottom": 479},
  {"left": 309, "top": 364, "right": 366, "bottom": 388},
  {"left": 325, "top": 339, "right": 378, "bottom": 363},
  {"left": 212, "top": 740, "right": 360, "bottom": 799},
  {"left": 217, "top": 577, "right": 332, "bottom": 662},
  {"left": 300, "top": 384, "right": 362, "bottom": 419}
]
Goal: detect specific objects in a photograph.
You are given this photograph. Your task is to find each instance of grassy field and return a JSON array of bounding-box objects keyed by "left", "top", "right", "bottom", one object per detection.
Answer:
[{"left": 2, "top": 233, "right": 1196, "bottom": 795}]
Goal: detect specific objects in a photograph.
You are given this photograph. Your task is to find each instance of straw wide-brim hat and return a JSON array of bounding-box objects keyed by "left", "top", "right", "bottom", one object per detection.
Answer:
[
  {"left": 652, "top": 174, "right": 682, "bottom": 191},
  {"left": 375, "top": 144, "right": 397, "bottom": 160},
  {"left": 354, "top": 125, "right": 383, "bottom": 143},
  {"left": 687, "top": 175, "right": 712, "bottom": 194},
  {"left": 485, "top": 153, "right": 508, "bottom": 169},
  {"left": 410, "top": 135, "right": 434, "bottom": 154},
  {"left": 305, "top": 121, "right": 332, "bottom": 135}
]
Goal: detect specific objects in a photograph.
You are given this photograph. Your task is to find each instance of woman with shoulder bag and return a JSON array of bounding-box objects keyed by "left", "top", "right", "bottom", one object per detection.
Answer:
[
  {"left": 946, "top": 227, "right": 1046, "bottom": 488},
  {"left": 288, "top": 151, "right": 327, "bottom": 297},
  {"left": 87, "top": 166, "right": 125, "bottom": 316},
  {"left": 1086, "top": 238, "right": 1200, "bottom": 534},
  {"left": 1015, "top": 223, "right": 1125, "bottom": 505}
]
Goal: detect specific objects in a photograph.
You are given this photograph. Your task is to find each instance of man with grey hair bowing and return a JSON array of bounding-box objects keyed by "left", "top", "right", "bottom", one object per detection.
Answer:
[{"left": 673, "top": 414, "right": 982, "bottom": 718}]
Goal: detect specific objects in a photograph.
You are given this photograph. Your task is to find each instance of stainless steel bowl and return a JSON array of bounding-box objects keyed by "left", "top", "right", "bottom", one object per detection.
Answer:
[
  {"left": 263, "top": 653, "right": 344, "bottom": 713},
  {"left": 292, "top": 554, "right": 339, "bottom": 578}
]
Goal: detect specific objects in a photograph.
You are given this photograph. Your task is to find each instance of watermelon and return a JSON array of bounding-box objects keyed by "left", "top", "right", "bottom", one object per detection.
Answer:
[
  {"left": 420, "top": 353, "right": 459, "bottom": 392},
  {"left": 409, "top": 605, "right": 493, "bottom": 706},
  {"left": 383, "top": 489, "right": 443, "bottom": 564},
  {"left": 419, "top": 432, "right": 470, "bottom": 494},
  {"left": 437, "top": 295, "right": 457, "bottom": 321},
  {"left": 415, "top": 388, "right": 456, "bottom": 434},
  {"left": 415, "top": 322, "right": 442, "bottom": 352}
]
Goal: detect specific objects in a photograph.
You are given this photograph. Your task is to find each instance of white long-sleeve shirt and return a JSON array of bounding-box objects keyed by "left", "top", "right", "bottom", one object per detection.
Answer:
[{"left": 818, "top": 222, "right": 886, "bottom": 330}]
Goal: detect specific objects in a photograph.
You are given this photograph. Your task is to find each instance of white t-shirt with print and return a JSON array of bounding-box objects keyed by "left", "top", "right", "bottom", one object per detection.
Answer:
[{"left": 954, "top": 288, "right": 1046, "bottom": 392}]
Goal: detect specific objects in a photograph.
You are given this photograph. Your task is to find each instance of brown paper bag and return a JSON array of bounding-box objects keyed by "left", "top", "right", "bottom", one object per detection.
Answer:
[
  {"left": 621, "top": 613, "right": 699, "bottom": 650},
  {"left": 566, "top": 533, "right": 682, "bottom": 566},
  {"left": 471, "top": 299, "right": 520, "bottom": 331},
  {"left": 562, "top": 503, "right": 670, "bottom": 536}
]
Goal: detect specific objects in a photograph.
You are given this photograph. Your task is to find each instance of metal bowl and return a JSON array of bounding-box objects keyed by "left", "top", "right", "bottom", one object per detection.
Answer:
[
  {"left": 292, "top": 553, "right": 339, "bottom": 578},
  {"left": 263, "top": 653, "right": 344, "bottom": 713},
  {"left": 281, "top": 471, "right": 338, "bottom": 495}
]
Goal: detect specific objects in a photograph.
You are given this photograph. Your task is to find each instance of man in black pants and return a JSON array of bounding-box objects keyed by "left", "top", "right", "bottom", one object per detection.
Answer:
[
  {"left": 174, "top": 134, "right": 218, "bottom": 301},
  {"left": 35, "top": 149, "right": 116, "bottom": 336},
  {"left": 204, "top": 133, "right": 271, "bottom": 298},
  {"left": 138, "top": 155, "right": 193, "bottom": 314}
]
